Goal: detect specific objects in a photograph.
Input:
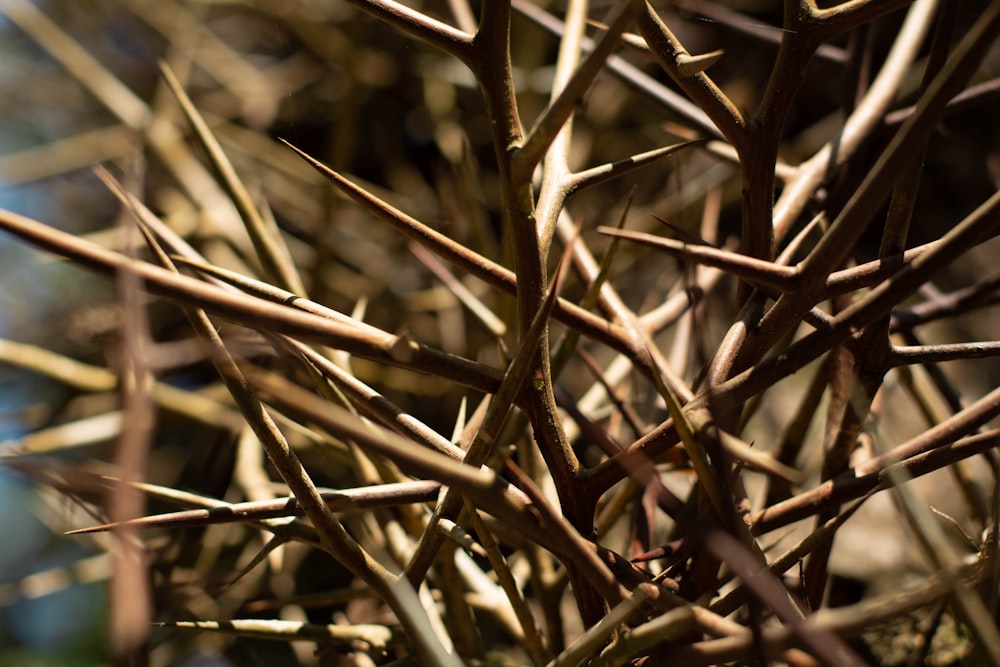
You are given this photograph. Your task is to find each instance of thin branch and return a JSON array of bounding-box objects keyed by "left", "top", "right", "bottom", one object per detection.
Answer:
[
  {"left": 673, "top": 0, "right": 846, "bottom": 63},
  {"left": 342, "top": 0, "right": 473, "bottom": 61},
  {"left": 245, "top": 368, "right": 628, "bottom": 607},
  {"left": 512, "top": 0, "right": 721, "bottom": 138},
  {"left": 0, "top": 208, "right": 504, "bottom": 394},
  {"left": 513, "top": 0, "right": 642, "bottom": 181},
  {"left": 158, "top": 619, "right": 397, "bottom": 653},
  {"left": 636, "top": 2, "right": 746, "bottom": 146},
  {"left": 824, "top": 240, "right": 939, "bottom": 296},
  {"left": 158, "top": 62, "right": 306, "bottom": 294},
  {"left": 288, "top": 340, "right": 468, "bottom": 462},
  {"left": 597, "top": 227, "right": 799, "bottom": 292},
  {"left": 550, "top": 196, "right": 635, "bottom": 384},
  {"left": 403, "top": 250, "right": 578, "bottom": 588},
  {"left": 889, "top": 341, "right": 1000, "bottom": 367},
  {"left": 592, "top": 186, "right": 1000, "bottom": 498},
  {"left": 281, "top": 140, "right": 640, "bottom": 361},
  {"left": 751, "top": 430, "right": 1000, "bottom": 536},
  {"left": 566, "top": 139, "right": 708, "bottom": 195},
  {"left": 705, "top": 530, "right": 867, "bottom": 667},
  {"left": 891, "top": 271, "right": 1000, "bottom": 332},
  {"left": 730, "top": 2, "right": 1000, "bottom": 379},
  {"left": 464, "top": 502, "right": 551, "bottom": 665},
  {"left": 810, "top": 0, "right": 922, "bottom": 41},
  {"left": 773, "top": 0, "right": 959, "bottom": 245},
  {"left": 884, "top": 76, "right": 1000, "bottom": 127},
  {"left": 67, "top": 481, "right": 442, "bottom": 534},
  {"left": 720, "top": 187, "right": 1000, "bottom": 408},
  {"left": 134, "top": 222, "right": 452, "bottom": 660},
  {"left": 408, "top": 241, "right": 507, "bottom": 338},
  {"left": 643, "top": 558, "right": 985, "bottom": 666},
  {"left": 169, "top": 255, "right": 389, "bottom": 338}
]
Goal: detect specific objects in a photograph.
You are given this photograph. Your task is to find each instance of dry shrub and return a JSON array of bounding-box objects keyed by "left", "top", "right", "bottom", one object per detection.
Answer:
[{"left": 1, "top": 1, "right": 999, "bottom": 665}]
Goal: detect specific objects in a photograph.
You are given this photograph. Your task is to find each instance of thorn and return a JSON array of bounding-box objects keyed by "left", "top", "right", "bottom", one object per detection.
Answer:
[{"left": 677, "top": 49, "right": 725, "bottom": 77}]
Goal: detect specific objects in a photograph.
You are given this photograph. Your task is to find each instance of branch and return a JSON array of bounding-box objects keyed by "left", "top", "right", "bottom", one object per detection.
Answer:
[
  {"left": 636, "top": 2, "right": 746, "bottom": 147},
  {"left": 566, "top": 139, "right": 707, "bottom": 195},
  {"left": 774, "top": 0, "right": 965, "bottom": 245},
  {"left": 597, "top": 227, "right": 799, "bottom": 292},
  {"left": 342, "top": 0, "right": 473, "bottom": 61},
  {"left": 0, "top": 207, "right": 503, "bottom": 393},
  {"left": 889, "top": 341, "right": 1000, "bottom": 367},
  {"left": 752, "top": 429, "right": 1000, "bottom": 536},
  {"left": 512, "top": 0, "right": 721, "bottom": 138},
  {"left": 282, "top": 140, "right": 642, "bottom": 362},
  {"left": 158, "top": 62, "right": 305, "bottom": 295},
  {"left": 513, "top": 0, "right": 641, "bottom": 180},
  {"left": 245, "top": 368, "right": 629, "bottom": 608},
  {"left": 67, "top": 481, "right": 441, "bottom": 534},
  {"left": 810, "top": 0, "right": 919, "bottom": 41}
]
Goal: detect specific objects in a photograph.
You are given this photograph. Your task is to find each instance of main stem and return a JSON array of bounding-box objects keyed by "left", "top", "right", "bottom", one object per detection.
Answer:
[{"left": 472, "top": 2, "right": 601, "bottom": 628}]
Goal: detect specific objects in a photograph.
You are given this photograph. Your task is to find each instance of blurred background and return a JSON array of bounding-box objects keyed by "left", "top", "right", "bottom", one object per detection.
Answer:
[{"left": 1, "top": 1, "right": 998, "bottom": 665}]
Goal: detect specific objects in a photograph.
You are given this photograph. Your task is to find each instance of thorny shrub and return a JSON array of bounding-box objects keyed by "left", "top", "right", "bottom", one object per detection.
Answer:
[{"left": 1, "top": 1, "right": 999, "bottom": 665}]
